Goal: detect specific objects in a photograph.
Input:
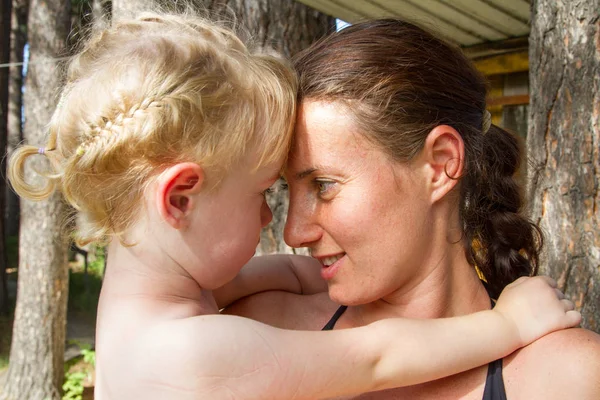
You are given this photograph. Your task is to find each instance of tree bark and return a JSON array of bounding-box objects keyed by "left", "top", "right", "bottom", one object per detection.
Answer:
[
  {"left": 0, "top": 0, "right": 12, "bottom": 317},
  {"left": 111, "top": 0, "right": 156, "bottom": 21},
  {"left": 528, "top": 0, "right": 600, "bottom": 333},
  {"left": 0, "top": 0, "right": 71, "bottom": 398},
  {"left": 204, "top": 0, "right": 334, "bottom": 58},
  {"left": 5, "top": 0, "right": 28, "bottom": 253}
]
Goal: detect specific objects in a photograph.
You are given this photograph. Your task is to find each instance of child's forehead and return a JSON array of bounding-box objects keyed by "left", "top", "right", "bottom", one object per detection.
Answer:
[{"left": 257, "top": 165, "right": 282, "bottom": 184}]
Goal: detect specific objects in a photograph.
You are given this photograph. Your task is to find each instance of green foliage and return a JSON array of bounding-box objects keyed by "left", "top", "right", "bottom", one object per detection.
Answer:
[
  {"left": 63, "top": 341, "right": 95, "bottom": 400},
  {"left": 0, "top": 312, "right": 14, "bottom": 371},
  {"left": 81, "top": 347, "right": 96, "bottom": 366},
  {"left": 68, "top": 245, "right": 105, "bottom": 316},
  {"left": 62, "top": 370, "right": 87, "bottom": 400}
]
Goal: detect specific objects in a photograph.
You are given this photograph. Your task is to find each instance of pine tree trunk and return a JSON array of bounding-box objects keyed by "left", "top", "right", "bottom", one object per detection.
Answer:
[
  {"left": 111, "top": 0, "right": 152, "bottom": 20},
  {"left": 204, "top": 0, "right": 334, "bottom": 58},
  {"left": 5, "top": 0, "right": 28, "bottom": 253},
  {"left": 0, "top": 0, "right": 12, "bottom": 317},
  {"left": 528, "top": 0, "right": 600, "bottom": 333},
  {"left": 0, "top": 0, "right": 71, "bottom": 398}
]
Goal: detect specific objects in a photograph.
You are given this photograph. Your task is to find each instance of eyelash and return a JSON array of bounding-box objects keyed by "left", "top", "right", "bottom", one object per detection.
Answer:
[
  {"left": 262, "top": 181, "right": 335, "bottom": 198},
  {"left": 314, "top": 179, "right": 335, "bottom": 198}
]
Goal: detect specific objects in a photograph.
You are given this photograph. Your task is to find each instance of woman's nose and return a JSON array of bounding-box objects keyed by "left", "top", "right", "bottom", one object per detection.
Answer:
[{"left": 284, "top": 191, "right": 320, "bottom": 249}]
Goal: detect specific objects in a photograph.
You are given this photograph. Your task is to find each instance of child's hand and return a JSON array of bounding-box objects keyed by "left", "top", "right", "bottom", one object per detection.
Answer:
[{"left": 493, "top": 276, "right": 581, "bottom": 347}]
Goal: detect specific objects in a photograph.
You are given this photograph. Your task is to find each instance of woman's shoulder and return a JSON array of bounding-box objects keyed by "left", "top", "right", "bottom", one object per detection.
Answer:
[{"left": 503, "top": 328, "right": 600, "bottom": 399}]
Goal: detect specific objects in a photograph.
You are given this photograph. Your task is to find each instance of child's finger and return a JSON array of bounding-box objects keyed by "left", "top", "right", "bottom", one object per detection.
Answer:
[
  {"left": 565, "top": 310, "right": 582, "bottom": 327},
  {"left": 555, "top": 288, "right": 565, "bottom": 300},
  {"left": 561, "top": 299, "right": 575, "bottom": 312},
  {"left": 538, "top": 275, "right": 558, "bottom": 288}
]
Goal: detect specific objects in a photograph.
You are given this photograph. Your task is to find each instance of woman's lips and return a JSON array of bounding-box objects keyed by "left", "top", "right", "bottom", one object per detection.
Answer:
[{"left": 318, "top": 253, "right": 345, "bottom": 280}]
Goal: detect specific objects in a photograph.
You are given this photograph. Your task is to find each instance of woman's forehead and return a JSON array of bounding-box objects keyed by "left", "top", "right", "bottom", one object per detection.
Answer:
[
  {"left": 285, "top": 100, "right": 385, "bottom": 178},
  {"left": 293, "top": 101, "right": 366, "bottom": 151}
]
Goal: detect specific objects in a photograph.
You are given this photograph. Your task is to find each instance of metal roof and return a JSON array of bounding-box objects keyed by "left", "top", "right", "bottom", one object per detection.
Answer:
[{"left": 296, "top": 0, "right": 531, "bottom": 48}]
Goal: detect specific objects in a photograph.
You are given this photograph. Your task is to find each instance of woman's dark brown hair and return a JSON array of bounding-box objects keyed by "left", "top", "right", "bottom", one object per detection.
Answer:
[{"left": 293, "top": 19, "right": 542, "bottom": 298}]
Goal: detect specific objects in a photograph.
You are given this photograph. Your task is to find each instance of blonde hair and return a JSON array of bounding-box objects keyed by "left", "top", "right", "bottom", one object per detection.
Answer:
[{"left": 8, "top": 12, "right": 297, "bottom": 245}]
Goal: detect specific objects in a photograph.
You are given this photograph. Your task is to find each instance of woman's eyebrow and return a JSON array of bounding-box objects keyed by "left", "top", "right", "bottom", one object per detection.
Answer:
[{"left": 294, "top": 168, "right": 317, "bottom": 180}]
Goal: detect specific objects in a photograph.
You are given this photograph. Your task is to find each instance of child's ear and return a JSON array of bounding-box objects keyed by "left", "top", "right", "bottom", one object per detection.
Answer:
[
  {"left": 422, "top": 125, "right": 464, "bottom": 204},
  {"left": 156, "top": 162, "right": 204, "bottom": 229}
]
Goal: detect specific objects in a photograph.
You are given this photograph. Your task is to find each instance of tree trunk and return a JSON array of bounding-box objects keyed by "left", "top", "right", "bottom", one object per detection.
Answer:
[
  {"left": 0, "top": 0, "right": 12, "bottom": 317},
  {"left": 0, "top": 0, "right": 71, "bottom": 398},
  {"left": 111, "top": 0, "right": 155, "bottom": 21},
  {"left": 5, "top": 1, "right": 28, "bottom": 241},
  {"left": 204, "top": 0, "right": 334, "bottom": 58},
  {"left": 5, "top": 0, "right": 28, "bottom": 262},
  {"left": 528, "top": 0, "right": 600, "bottom": 333}
]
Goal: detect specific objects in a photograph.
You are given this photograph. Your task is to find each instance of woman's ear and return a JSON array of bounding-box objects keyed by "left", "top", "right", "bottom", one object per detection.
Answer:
[
  {"left": 156, "top": 162, "right": 204, "bottom": 229},
  {"left": 422, "top": 125, "right": 464, "bottom": 203}
]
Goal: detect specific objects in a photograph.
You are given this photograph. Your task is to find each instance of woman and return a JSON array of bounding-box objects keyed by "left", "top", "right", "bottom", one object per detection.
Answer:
[{"left": 226, "top": 19, "right": 600, "bottom": 399}]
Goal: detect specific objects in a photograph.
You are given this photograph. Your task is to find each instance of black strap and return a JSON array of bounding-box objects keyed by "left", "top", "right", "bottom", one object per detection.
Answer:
[
  {"left": 482, "top": 358, "right": 507, "bottom": 400},
  {"left": 322, "top": 305, "right": 347, "bottom": 331}
]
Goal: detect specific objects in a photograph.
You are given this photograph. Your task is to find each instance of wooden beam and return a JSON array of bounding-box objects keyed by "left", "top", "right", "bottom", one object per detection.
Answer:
[
  {"left": 487, "top": 94, "right": 530, "bottom": 107},
  {"left": 463, "top": 36, "right": 529, "bottom": 58},
  {"left": 473, "top": 50, "right": 529, "bottom": 76}
]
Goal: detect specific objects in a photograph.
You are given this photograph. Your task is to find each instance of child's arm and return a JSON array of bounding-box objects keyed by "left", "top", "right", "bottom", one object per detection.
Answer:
[
  {"left": 214, "top": 254, "right": 325, "bottom": 308},
  {"left": 145, "top": 276, "right": 581, "bottom": 399}
]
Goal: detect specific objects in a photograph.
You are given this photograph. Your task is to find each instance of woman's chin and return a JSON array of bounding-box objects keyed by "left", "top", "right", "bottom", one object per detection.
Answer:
[{"left": 327, "top": 284, "right": 371, "bottom": 306}]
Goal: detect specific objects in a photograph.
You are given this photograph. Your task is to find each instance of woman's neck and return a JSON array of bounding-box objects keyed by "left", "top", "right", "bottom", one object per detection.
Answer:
[{"left": 347, "top": 242, "right": 491, "bottom": 326}]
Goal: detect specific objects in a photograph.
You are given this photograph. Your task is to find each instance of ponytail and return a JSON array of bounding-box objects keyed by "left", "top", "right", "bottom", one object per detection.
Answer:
[
  {"left": 8, "top": 145, "right": 59, "bottom": 202},
  {"left": 461, "top": 124, "right": 542, "bottom": 299}
]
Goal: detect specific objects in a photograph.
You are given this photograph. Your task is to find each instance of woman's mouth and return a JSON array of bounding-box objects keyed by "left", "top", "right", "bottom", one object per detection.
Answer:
[{"left": 317, "top": 253, "right": 345, "bottom": 280}]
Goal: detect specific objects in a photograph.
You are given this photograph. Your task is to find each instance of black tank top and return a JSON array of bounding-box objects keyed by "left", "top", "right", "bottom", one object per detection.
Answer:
[{"left": 321, "top": 305, "right": 507, "bottom": 400}]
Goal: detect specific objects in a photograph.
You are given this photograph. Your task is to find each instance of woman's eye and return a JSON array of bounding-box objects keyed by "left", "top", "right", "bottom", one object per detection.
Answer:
[{"left": 314, "top": 180, "right": 335, "bottom": 198}]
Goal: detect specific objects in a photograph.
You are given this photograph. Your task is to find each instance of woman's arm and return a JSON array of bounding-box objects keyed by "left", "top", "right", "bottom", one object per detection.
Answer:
[
  {"left": 143, "top": 276, "right": 581, "bottom": 399},
  {"left": 213, "top": 254, "right": 326, "bottom": 308}
]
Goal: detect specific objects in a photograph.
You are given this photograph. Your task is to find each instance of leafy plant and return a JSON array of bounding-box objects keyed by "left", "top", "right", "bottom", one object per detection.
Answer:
[
  {"left": 62, "top": 341, "right": 95, "bottom": 400},
  {"left": 62, "top": 370, "right": 86, "bottom": 400}
]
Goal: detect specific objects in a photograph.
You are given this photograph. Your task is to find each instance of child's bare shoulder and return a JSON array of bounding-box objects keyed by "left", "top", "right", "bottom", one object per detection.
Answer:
[{"left": 132, "top": 315, "right": 287, "bottom": 399}]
